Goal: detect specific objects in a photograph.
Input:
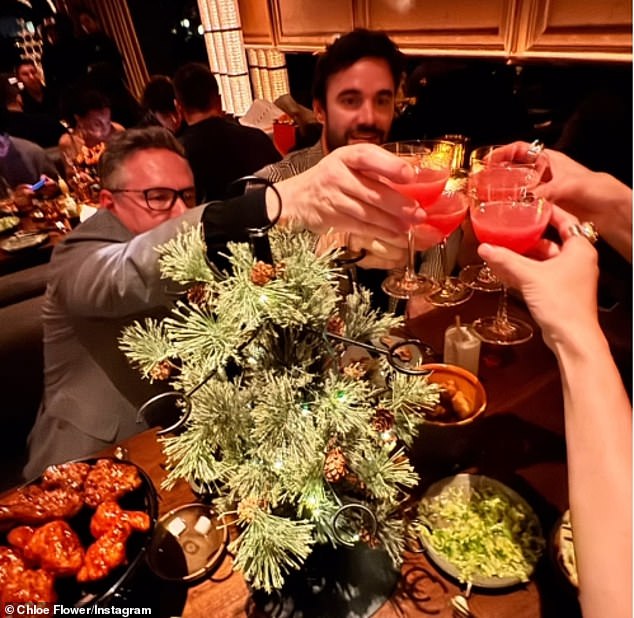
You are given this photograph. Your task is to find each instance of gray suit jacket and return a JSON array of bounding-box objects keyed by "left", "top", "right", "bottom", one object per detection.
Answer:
[{"left": 25, "top": 206, "right": 204, "bottom": 477}]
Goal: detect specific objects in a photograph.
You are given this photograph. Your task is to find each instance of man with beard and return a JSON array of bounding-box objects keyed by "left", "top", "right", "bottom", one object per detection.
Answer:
[
  {"left": 256, "top": 29, "right": 441, "bottom": 296},
  {"left": 257, "top": 29, "right": 401, "bottom": 182}
]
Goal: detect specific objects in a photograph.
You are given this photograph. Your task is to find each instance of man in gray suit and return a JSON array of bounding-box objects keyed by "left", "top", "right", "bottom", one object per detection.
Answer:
[{"left": 24, "top": 126, "right": 430, "bottom": 477}]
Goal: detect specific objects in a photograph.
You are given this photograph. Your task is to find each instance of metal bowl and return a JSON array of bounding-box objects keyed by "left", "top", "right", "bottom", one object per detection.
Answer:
[{"left": 418, "top": 363, "right": 487, "bottom": 426}]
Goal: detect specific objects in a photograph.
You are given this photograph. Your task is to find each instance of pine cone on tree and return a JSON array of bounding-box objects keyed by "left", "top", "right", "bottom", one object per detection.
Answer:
[
  {"left": 275, "top": 261, "right": 287, "bottom": 279},
  {"left": 359, "top": 527, "right": 380, "bottom": 548},
  {"left": 343, "top": 361, "right": 367, "bottom": 380},
  {"left": 251, "top": 261, "right": 276, "bottom": 286},
  {"left": 238, "top": 496, "right": 266, "bottom": 523},
  {"left": 149, "top": 359, "right": 173, "bottom": 381},
  {"left": 327, "top": 314, "right": 345, "bottom": 336},
  {"left": 187, "top": 282, "right": 212, "bottom": 306},
  {"left": 371, "top": 408, "right": 395, "bottom": 433},
  {"left": 324, "top": 446, "right": 348, "bottom": 483}
]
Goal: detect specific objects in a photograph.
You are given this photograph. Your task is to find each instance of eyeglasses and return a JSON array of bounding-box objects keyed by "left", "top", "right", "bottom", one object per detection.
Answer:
[{"left": 107, "top": 187, "right": 197, "bottom": 211}]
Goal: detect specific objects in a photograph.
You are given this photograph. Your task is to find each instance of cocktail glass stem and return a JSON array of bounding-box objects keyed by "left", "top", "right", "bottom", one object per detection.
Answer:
[
  {"left": 403, "top": 226, "right": 417, "bottom": 283},
  {"left": 477, "top": 263, "right": 497, "bottom": 284},
  {"left": 494, "top": 286, "right": 515, "bottom": 336},
  {"left": 437, "top": 238, "right": 452, "bottom": 297}
]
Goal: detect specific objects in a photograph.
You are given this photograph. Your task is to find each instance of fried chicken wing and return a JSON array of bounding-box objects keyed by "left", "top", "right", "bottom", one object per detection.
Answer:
[
  {"left": 90, "top": 501, "right": 150, "bottom": 539},
  {"left": 6, "top": 526, "right": 35, "bottom": 552},
  {"left": 0, "top": 547, "right": 25, "bottom": 592},
  {"left": 20, "top": 521, "right": 84, "bottom": 577},
  {"left": 77, "top": 521, "right": 131, "bottom": 583},
  {"left": 0, "top": 486, "right": 83, "bottom": 528},
  {"left": 83, "top": 460, "right": 142, "bottom": 508},
  {"left": 41, "top": 462, "right": 92, "bottom": 491},
  {"left": 1, "top": 568, "right": 56, "bottom": 604}
]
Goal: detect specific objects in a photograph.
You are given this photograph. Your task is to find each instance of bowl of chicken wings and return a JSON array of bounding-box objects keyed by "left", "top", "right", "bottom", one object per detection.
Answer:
[{"left": 0, "top": 457, "right": 158, "bottom": 607}]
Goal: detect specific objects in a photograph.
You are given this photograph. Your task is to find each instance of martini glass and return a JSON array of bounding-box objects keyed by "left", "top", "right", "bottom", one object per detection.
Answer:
[
  {"left": 470, "top": 195, "right": 552, "bottom": 345},
  {"left": 381, "top": 140, "right": 455, "bottom": 300},
  {"left": 459, "top": 145, "right": 542, "bottom": 292},
  {"left": 425, "top": 176, "right": 473, "bottom": 307}
]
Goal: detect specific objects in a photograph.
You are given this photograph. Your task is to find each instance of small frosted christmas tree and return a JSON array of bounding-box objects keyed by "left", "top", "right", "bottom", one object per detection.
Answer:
[{"left": 120, "top": 224, "right": 439, "bottom": 593}]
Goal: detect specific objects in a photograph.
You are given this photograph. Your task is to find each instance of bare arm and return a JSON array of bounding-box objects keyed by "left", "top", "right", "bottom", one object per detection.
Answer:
[{"left": 479, "top": 206, "right": 632, "bottom": 618}]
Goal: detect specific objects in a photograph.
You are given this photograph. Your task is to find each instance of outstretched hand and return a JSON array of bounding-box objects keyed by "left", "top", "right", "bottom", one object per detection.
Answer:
[
  {"left": 478, "top": 205, "right": 599, "bottom": 350},
  {"left": 272, "top": 143, "right": 428, "bottom": 243}
]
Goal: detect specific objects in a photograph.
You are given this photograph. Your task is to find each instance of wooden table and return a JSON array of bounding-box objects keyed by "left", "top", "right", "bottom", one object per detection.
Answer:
[{"left": 104, "top": 290, "right": 581, "bottom": 618}]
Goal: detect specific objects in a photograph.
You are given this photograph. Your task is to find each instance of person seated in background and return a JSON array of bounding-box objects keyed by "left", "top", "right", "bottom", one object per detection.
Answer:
[
  {"left": 24, "top": 126, "right": 432, "bottom": 477},
  {"left": 138, "top": 75, "right": 183, "bottom": 134},
  {"left": 173, "top": 62, "right": 281, "bottom": 203},
  {"left": 16, "top": 59, "right": 57, "bottom": 116},
  {"left": 58, "top": 90, "right": 124, "bottom": 176},
  {"left": 82, "top": 62, "right": 143, "bottom": 129},
  {"left": 479, "top": 205, "right": 631, "bottom": 618},
  {"left": 0, "top": 114, "right": 58, "bottom": 189},
  {"left": 0, "top": 74, "right": 64, "bottom": 148}
]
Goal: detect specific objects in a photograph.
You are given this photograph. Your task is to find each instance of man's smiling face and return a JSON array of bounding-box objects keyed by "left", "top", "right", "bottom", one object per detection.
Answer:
[{"left": 315, "top": 57, "right": 396, "bottom": 153}]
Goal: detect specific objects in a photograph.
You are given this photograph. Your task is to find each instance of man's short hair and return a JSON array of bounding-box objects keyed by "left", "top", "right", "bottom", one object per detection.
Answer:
[
  {"left": 142, "top": 76, "right": 177, "bottom": 114},
  {"left": 73, "top": 90, "right": 111, "bottom": 118},
  {"left": 312, "top": 29, "right": 404, "bottom": 107},
  {"left": 173, "top": 63, "right": 219, "bottom": 113},
  {"left": 99, "top": 126, "right": 186, "bottom": 188}
]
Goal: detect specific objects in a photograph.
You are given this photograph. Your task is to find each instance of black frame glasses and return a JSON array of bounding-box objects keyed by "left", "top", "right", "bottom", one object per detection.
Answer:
[{"left": 107, "top": 187, "right": 197, "bottom": 211}]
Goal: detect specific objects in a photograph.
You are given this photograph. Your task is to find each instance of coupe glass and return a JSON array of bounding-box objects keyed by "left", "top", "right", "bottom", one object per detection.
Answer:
[
  {"left": 425, "top": 175, "right": 473, "bottom": 307},
  {"left": 470, "top": 195, "right": 552, "bottom": 345},
  {"left": 381, "top": 140, "right": 455, "bottom": 300},
  {"left": 459, "top": 145, "right": 542, "bottom": 292}
]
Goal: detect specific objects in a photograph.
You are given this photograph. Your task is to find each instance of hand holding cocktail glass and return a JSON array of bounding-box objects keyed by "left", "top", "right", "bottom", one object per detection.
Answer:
[
  {"left": 380, "top": 140, "right": 455, "bottom": 300},
  {"left": 459, "top": 143, "right": 545, "bottom": 292},
  {"left": 470, "top": 194, "right": 552, "bottom": 345}
]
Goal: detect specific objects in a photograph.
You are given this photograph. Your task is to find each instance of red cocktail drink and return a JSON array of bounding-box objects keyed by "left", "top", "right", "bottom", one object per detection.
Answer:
[
  {"left": 471, "top": 199, "right": 552, "bottom": 254},
  {"left": 390, "top": 166, "right": 449, "bottom": 207}
]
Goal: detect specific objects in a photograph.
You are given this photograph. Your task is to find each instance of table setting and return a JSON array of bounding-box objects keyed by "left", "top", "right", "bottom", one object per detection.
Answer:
[{"left": 0, "top": 141, "right": 594, "bottom": 618}]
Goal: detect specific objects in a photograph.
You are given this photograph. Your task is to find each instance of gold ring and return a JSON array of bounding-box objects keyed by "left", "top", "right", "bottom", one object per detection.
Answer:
[{"left": 568, "top": 221, "right": 599, "bottom": 245}]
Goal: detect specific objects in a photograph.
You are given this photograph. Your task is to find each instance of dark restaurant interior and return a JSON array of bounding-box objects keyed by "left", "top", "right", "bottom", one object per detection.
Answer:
[{"left": 0, "top": 0, "right": 631, "bottom": 616}]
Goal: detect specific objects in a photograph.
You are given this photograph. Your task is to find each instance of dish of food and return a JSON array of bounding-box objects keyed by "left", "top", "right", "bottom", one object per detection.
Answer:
[
  {"left": 553, "top": 509, "right": 578, "bottom": 588},
  {"left": 412, "top": 474, "right": 545, "bottom": 588},
  {"left": 0, "top": 457, "right": 157, "bottom": 606},
  {"left": 416, "top": 363, "right": 487, "bottom": 425},
  {"left": 0, "top": 232, "right": 49, "bottom": 252},
  {"left": 0, "top": 216, "right": 19, "bottom": 234}
]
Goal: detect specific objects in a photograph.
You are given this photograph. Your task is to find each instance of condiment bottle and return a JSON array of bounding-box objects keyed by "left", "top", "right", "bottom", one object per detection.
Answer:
[{"left": 443, "top": 317, "right": 481, "bottom": 375}]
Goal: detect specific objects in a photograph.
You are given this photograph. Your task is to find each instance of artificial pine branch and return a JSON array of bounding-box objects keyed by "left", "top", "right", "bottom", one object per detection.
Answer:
[
  {"left": 230, "top": 508, "right": 315, "bottom": 593},
  {"left": 156, "top": 223, "right": 217, "bottom": 284},
  {"left": 118, "top": 318, "right": 175, "bottom": 379}
]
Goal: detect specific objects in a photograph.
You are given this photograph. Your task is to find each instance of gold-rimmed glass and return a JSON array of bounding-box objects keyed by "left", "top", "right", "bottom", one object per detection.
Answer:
[{"left": 381, "top": 140, "right": 455, "bottom": 300}]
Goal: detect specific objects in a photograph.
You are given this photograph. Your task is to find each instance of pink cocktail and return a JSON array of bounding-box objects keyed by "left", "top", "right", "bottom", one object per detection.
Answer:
[
  {"left": 471, "top": 200, "right": 551, "bottom": 254},
  {"left": 390, "top": 165, "right": 449, "bottom": 207},
  {"left": 423, "top": 189, "right": 474, "bottom": 307},
  {"left": 381, "top": 140, "right": 455, "bottom": 300},
  {"left": 470, "top": 165, "right": 540, "bottom": 201},
  {"left": 470, "top": 196, "right": 552, "bottom": 345}
]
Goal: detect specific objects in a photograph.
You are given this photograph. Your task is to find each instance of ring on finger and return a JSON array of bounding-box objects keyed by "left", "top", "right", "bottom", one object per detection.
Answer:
[
  {"left": 567, "top": 221, "right": 599, "bottom": 245},
  {"left": 526, "top": 139, "right": 545, "bottom": 160}
]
